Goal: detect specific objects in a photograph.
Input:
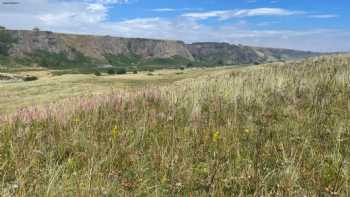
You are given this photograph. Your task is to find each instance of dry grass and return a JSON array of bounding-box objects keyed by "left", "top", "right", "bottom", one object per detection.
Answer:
[
  {"left": 0, "top": 67, "right": 237, "bottom": 114},
  {"left": 0, "top": 55, "right": 349, "bottom": 196}
]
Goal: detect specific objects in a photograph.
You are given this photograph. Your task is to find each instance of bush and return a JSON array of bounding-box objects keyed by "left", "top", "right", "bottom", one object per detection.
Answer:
[
  {"left": 23, "top": 75, "right": 38, "bottom": 81},
  {"left": 107, "top": 69, "right": 115, "bottom": 75},
  {"left": 94, "top": 70, "right": 102, "bottom": 76},
  {"left": 179, "top": 66, "right": 185, "bottom": 70},
  {"left": 133, "top": 70, "right": 138, "bottom": 74},
  {"left": 116, "top": 68, "right": 127, "bottom": 75},
  {"left": 218, "top": 60, "right": 224, "bottom": 65},
  {"left": 187, "top": 62, "right": 194, "bottom": 67}
]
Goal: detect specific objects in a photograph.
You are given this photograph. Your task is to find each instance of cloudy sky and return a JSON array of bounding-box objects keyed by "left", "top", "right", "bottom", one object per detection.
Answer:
[{"left": 1, "top": 0, "right": 349, "bottom": 52}]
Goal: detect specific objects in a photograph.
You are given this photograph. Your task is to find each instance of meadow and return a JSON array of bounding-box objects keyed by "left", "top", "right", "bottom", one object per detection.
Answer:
[
  {"left": 0, "top": 55, "right": 349, "bottom": 196},
  {"left": 0, "top": 67, "right": 236, "bottom": 114}
]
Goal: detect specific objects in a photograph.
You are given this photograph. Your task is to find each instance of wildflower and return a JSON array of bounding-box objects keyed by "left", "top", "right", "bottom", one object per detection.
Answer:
[
  {"left": 212, "top": 131, "right": 220, "bottom": 142},
  {"left": 111, "top": 126, "right": 119, "bottom": 139},
  {"left": 67, "top": 157, "right": 76, "bottom": 170},
  {"left": 160, "top": 175, "right": 167, "bottom": 184},
  {"left": 244, "top": 128, "right": 250, "bottom": 133},
  {"left": 73, "top": 118, "right": 80, "bottom": 123}
]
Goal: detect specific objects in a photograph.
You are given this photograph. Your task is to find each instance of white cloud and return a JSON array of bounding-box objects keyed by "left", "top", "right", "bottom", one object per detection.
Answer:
[
  {"left": 309, "top": 14, "right": 338, "bottom": 19},
  {"left": 151, "top": 8, "right": 177, "bottom": 12},
  {"left": 182, "top": 8, "right": 303, "bottom": 20},
  {"left": 86, "top": 0, "right": 130, "bottom": 4},
  {"left": 87, "top": 3, "right": 108, "bottom": 12}
]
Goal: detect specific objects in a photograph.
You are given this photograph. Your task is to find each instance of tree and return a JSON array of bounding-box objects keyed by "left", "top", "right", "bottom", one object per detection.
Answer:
[
  {"left": 107, "top": 69, "right": 115, "bottom": 75},
  {"left": 116, "top": 68, "right": 127, "bottom": 75},
  {"left": 0, "top": 26, "right": 5, "bottom": 30},
  {"left": 94, "top": 70, "right": 102, "bottom": 76},
  {"left": 187, "top": 62, "right": 194, "bottom": 67}
]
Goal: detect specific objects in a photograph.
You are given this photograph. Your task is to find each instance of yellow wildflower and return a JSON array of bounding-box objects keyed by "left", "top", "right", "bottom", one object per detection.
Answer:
[
  {"left": 212, "top": 131, "right": 220, "bottom": 142},
  {"left": 161, "top": 175, "right": 167, "bottom": 184},
  {"left": 111, "top": 126, "right": 119, "bottom": 139},
  {"left": 244, "top": 128, "right": 250, "bottom": 133}
]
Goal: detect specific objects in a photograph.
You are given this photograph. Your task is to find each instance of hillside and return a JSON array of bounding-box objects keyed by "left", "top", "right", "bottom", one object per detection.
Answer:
[
  {"left": 0, "top": 28, "right": 321, "bottom": 71},
  {"left": 1, "top": 55, "right": 349, "bottom": 196}
]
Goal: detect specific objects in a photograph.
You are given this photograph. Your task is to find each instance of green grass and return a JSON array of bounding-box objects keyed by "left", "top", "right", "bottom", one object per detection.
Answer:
[{"left": 0, "top": 55, "right": 349, "bottom": 196}]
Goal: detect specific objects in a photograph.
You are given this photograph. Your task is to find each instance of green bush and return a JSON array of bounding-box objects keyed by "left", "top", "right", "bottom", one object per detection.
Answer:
[
  {"left": 30, "top": 50, "right": 91, "bottom": 69},
  {"left": 23, "top": 75, "right": 38, "bottom": 81},
  {"left": 94, "top": 70, "right": 102, "bottom": 76},
  {"left": 104, "top": 53, "right": 142, "bottom": 66},
  {"left": 116, "top": 68, "right": 127, "bottom": 75},
  {"left": 133, "top": 70, "right": 138, "bottom": 74},
  {"left": 107, "top": 69, "right": 115, "bottom": 75}
]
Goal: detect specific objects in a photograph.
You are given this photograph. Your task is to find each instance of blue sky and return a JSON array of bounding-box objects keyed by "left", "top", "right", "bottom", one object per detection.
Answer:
[{"left": 0, "top": 0, "right": 349, "bottom": 52}]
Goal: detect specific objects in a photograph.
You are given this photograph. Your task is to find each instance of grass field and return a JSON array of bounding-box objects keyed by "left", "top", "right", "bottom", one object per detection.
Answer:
[
  {"left": 0, "top": 55, "right": 349, "bottom": 196},
  {"left": 0, "top": 66, "right": 238, "bottom": 115}
]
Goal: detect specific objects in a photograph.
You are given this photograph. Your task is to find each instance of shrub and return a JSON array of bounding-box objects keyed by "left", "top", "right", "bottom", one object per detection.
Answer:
[
  {"left": 187, "top": 62, "right": 194, "bottom": 67},
  {"left": 116, "top": 68, "right": 127, "bottom": 75},
  {"left": 94, "top": 70, "right": 102, "bottom": 76},
  {"left": 107, "top": 69, "right": 115, "bottom": 75},
  {"left": 23, "top": 75, "right": 38, "bottom": 81},
  {"left": 133, "top": 70, "right": 138, "bottom": 74}
]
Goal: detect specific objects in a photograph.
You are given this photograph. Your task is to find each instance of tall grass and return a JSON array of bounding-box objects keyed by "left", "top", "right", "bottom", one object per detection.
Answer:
[{"left": 0, "top": 55, "right": 349, "bottom": 196}]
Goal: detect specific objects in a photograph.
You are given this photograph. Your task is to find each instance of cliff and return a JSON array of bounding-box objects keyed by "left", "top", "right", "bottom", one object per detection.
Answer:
[
  {"left": 0, "top": 29, "right": 320, "bottom": 68},
  {"left": 6, "top": 30, "right": 194, "bottom": 62}
]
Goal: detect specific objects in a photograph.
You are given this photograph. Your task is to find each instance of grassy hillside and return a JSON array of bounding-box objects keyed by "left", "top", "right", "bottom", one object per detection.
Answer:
[{"left": 0, "top": 55, "right": 349, "bottom": 196}]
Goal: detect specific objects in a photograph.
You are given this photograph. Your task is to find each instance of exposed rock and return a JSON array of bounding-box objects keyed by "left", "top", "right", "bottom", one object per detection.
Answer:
[
  {"left": 7, "top": 30, "right": 194, "bottom": 61},
  {"left": 3, "top": 29, "right": 320, "bottom": 66}
]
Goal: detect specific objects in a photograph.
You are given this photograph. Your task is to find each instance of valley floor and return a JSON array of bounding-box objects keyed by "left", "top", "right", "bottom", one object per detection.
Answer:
[{"left": 0, "top": 66, "right": 239, "bottom": 115}]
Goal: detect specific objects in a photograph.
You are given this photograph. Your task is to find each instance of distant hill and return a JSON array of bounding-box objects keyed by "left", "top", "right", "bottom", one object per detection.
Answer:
[
  {"left": 186, "top": 42, "right": 322, "bottom": 65},
  {"left": 0, "top": 28, "right": 322, "bottom": 71}
]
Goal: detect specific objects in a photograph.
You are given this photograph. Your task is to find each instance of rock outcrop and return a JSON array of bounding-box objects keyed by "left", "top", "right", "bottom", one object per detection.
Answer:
[
  {"left": 1, "top": 29, "right": 320, "bottom": 66},
  {"left": 7, "top": 30, "right": 194, "bottom": 61}
]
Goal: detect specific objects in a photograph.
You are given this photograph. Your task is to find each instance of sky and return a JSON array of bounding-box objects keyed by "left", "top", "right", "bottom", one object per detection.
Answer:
[{"left": 0, "top": 0, "right": 349, "bottom": 52}]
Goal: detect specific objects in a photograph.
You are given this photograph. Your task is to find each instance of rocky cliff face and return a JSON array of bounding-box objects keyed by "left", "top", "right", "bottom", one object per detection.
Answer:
[
  {"left": 186, "top": 42, "right": 265, "bottom": 65},
  {"left": 6, "top": 30, "right": 194, "bottom": 62},
  {"left": 186, "top": 42, "right": 319, "bottom": 65},
  {"left": 2, "top": 29, "right": 319, "bottom": 67}
]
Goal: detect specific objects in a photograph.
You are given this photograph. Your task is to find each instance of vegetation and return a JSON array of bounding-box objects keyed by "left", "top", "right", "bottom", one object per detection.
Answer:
[
  {"left": 116, "top": 68, "right": 127, "bottom": 75},
  {"left": 22, "top": 75, "right": 38, "bottom": 81},
  {"left": 0, "top": 55, "right": 349, "bottom": 196},
  {"left": 0, "top": 30, "right": 17, "bottom": 56},
  {"left": 30, "top": 50, "right": 92, "bottom": 69},
  {"left": 0, "top": 67, "right": 232, "bottom": 114},
  {"left": 107, "top": 69, "right": 115, "bottom": 75},
  {"left": 104, "top": 53, "right": 192, "bottom": 70},
  {"left": 94, "top": 70, "right": 102, "bottom": 76},
  {"left": 105, "top": 53, "right": 142, "bottom": 67}
]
